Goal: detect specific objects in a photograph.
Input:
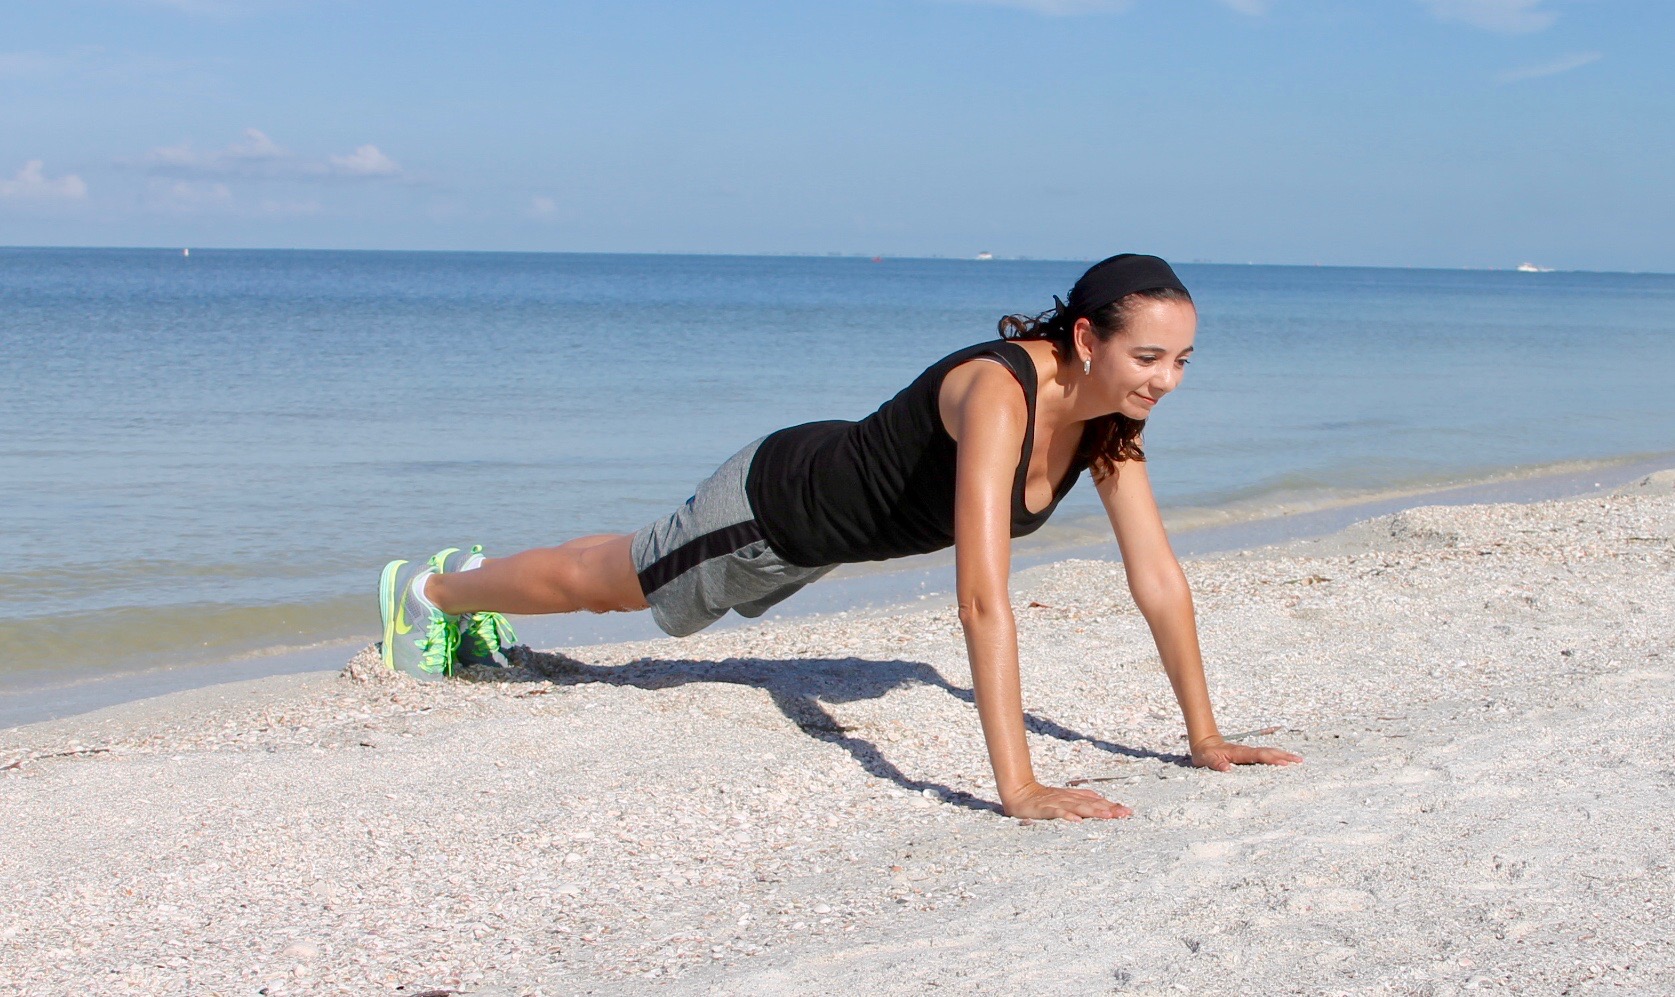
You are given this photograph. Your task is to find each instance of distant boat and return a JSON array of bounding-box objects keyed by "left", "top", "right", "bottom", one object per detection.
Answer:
[
  {"left": 182, "top": 248, "right": 190, "bottom": 258},
  {"left": 1516, "top": 262, "right": 1553, "bottom": 273},
  {"left": 975, "top": 251, "right": 994, "bottom": 261}
]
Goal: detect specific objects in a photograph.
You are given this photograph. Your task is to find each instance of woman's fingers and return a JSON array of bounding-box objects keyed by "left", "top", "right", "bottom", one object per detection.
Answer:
[
  {"left": 1190, "top": 741, "right": 1305, "bottom": 770},
  {"left": 1059, "top": 794, "right": 1132, "bottom": 820},
  {"left": 1011, "top": 784, "right": 1134, "bottom": 821},
  {"left": 1222, "top": 744, "right": 1304, "bottom": 766}
]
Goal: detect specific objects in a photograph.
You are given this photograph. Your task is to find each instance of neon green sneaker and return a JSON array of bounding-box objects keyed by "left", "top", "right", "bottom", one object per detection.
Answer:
[
  {"left": 377, "top": 559, "right": 459, "bottom": 680},
  {"left": 429, "top": 545, "right": 518, "bottom": 668}
]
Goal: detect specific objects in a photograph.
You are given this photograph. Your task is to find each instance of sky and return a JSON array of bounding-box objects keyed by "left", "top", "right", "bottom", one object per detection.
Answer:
[{"left": 1, "top": 0, "right": 1671, "bottom": 270}]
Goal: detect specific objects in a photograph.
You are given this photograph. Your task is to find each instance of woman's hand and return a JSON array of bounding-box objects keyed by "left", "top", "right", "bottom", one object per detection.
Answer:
[
  {"left": 1191, "top": 736, "right": 1304, "bottom": 771},
  {"left": 1002, "top": 781, "right": 1133, "bottom": 822}
]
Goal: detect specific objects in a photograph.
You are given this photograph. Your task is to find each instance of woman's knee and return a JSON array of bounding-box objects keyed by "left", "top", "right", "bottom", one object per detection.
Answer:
[{"left": 560, "top": 538, "right": 647, "bottom": 613}]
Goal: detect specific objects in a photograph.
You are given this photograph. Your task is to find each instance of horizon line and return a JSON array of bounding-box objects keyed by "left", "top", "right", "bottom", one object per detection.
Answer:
[{"left": 0, "top": 244, "right": 1665, "bottom": 277}]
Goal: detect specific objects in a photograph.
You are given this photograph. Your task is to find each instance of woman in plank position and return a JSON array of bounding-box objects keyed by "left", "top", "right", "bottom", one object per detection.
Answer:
[{"left": 378, "top": 253, "right": 1302, "bottom": 821}]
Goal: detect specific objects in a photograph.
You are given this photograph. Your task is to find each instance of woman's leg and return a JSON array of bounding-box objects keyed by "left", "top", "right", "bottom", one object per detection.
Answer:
[{"left": 426, "top": 533, "right": 649, "bottom": 616}]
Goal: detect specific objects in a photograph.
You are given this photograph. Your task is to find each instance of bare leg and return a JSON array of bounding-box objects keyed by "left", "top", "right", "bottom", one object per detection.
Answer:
[{"left": 426, "top": 534, "right": 649, "bottom": 616}]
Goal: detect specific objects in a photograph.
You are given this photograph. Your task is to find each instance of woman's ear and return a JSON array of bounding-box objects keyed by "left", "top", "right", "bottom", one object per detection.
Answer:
[{"left": 1073, "top": 317, "right": 1095, "bottom": 364}]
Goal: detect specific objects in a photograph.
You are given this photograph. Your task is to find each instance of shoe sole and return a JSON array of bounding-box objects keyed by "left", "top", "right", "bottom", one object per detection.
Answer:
[{"left": 378, "top": 558, "right": 407, "bottom": 671}]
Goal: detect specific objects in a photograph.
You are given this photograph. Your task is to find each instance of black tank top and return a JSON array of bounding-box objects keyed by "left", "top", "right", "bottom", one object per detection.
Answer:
[{"left": 745, "top": 340, "right": 1087, "bottom": 567}]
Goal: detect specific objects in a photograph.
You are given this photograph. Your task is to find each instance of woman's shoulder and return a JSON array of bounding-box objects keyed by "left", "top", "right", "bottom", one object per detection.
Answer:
[
  {"left": 933, "top": 338, "right": 1032, "bottom": 368},
  {"left": 936, "top": 350, "right": 1032, "bottom": 447},
  {"left": 932, "top": 338, "right": 1046, "bottom": 398},
  {"left": 921, "top": 338, "right": 1037, "bottom": 386},
  {"left": 862, "top": 339, "right": 1038, "bottom": 439}
]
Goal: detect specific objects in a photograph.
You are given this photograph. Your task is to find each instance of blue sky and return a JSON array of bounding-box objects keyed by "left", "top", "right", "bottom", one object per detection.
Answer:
[{"left": 2, "top": 0, "right": 1670, "bottom": 269}]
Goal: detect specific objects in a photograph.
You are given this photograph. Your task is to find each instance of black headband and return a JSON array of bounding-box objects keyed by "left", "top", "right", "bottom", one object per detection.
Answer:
[{"left": 1063, "top": 254, "right": 1188, "bottom": 319}]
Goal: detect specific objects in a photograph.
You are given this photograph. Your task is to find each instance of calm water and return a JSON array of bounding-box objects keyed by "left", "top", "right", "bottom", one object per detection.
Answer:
[{"left": 3, "top": 249, "right": 1672, "bottom": 680}]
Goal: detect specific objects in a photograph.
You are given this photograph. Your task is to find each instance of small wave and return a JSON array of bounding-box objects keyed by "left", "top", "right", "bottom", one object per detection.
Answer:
[
  {"left": 1017, "top": 450, "right": 1675, "bottom": 556},
  {"left": 0, "top": 594, "right": 374, "bottom": 680},
  {"left": 6, "top": 451, "right": 1670, "bottom": 684},
  {"left": 0, "top": 558, "right": 328, "bottom": 609}
]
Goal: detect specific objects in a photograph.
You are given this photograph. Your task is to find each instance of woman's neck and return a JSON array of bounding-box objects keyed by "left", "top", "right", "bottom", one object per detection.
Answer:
[{"left": 1017, "top": 339, "right": 1107, "bottom": 430}]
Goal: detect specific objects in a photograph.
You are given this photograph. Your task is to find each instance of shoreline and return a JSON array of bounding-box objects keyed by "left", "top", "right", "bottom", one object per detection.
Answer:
[
  {"left": 4, "top": 452, "right": 1670, "bottom": 730},
  {"left": 2, "top": 469, "right": 1669, "bottom": 992}
]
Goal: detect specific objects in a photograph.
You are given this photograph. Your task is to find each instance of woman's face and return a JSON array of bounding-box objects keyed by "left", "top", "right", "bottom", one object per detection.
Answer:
[{"left": 1079, "top": 298, "right": 1198, "bottom": 421}]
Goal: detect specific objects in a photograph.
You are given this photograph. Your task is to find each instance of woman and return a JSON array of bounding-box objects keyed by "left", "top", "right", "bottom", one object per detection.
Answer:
[{"left": 378, "top": 253, "right": 1302, "bottom": 821}]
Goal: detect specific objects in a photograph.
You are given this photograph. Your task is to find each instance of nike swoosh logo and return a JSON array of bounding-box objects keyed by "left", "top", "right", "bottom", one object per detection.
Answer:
[{"left": 395, "top": 589, "right": 413, "bottom": 635}]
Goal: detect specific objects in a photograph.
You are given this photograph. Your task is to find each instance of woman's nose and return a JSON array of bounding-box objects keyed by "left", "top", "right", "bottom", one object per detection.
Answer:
[{"left": 1151, "top": 365, "right": 1179, "bottom": 395}]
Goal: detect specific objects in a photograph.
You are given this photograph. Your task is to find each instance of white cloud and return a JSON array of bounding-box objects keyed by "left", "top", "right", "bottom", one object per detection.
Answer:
[
  {"left": 0, "top": 160, "right": 88, "bottom": 201},
  {"left": 1497, "top": 50, "right": 1601, "bottom": 83},
  {"left": 224, "top": 128, "right": 287, "bottom": 162},
  {"left": 138, "top": 128, "right": 290, "bottom": 175},
  {"left": 530, "top": 195, "right": 558, "bottom": 218},
  {"left": 143, "top": 178, "right": 324, "bottom": 217},
  {"left": 1217, "top": 0, "right": 1269, "bottom": 14},
  {"left": 328, "top": 144, "right": 401, "bottom": 177},
  {"left": 152, "top": 179, "right": 233, "bottom": 209},
  {"left": 935, "top": 0, "right": 1133, "bottom": 15},
  {"left": 140, "top": 142, "right": 198, "bottom": 168},
  {"left": 131, "top": 129, "right": 400, "bottom": 181},
  {"left": 1419, "top": 0, "right": 1556, "bottom": 34}
]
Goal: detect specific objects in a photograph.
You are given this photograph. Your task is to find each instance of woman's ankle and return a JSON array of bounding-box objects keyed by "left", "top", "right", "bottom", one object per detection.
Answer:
[{"left": 424, "top": 571, "right": 460, "bottom": 615}]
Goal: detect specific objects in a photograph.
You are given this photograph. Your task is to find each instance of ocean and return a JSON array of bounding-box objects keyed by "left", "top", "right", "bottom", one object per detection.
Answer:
[{"left": 3, "top": 248, "right": 1672, "bottom": 687}]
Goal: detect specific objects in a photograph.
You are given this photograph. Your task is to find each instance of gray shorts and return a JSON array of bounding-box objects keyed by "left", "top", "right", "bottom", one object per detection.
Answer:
[{"left": 631, "top": 438, "right": 835, "bottom": 638}]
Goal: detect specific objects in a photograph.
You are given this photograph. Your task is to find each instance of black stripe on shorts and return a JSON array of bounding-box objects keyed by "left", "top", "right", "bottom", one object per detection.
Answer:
[{"left": 637, "top": 519, "right": 765, "bottom": 597}]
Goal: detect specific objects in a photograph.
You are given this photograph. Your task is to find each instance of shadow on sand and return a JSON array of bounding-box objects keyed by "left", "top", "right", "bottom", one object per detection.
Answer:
[{"left": 486, "top": 648, "right": 1186, "bottom": 815}]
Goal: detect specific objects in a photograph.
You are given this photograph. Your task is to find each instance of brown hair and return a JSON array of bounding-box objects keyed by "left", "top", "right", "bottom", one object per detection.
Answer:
[{"left": 997, "top": 286, "right": 1193, "bottom": 482}]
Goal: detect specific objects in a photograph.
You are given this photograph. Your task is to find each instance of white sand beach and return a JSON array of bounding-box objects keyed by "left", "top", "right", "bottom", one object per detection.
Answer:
[{"left": 2, "top": 473, "right": 1671, "bottom": 995}]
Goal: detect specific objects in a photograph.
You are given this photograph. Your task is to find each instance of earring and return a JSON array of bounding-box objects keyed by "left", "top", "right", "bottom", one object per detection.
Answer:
[{"left": 1082, "top": 358, "right": 1092, "bottom": 375}]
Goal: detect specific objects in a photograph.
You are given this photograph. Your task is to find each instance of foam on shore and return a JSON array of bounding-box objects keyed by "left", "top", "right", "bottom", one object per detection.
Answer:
[{"left": 7, "top": 451, "right": 1670, "bottom": 729}]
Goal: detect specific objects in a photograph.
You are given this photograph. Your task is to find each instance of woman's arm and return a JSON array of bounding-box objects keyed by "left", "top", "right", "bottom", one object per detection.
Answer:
[
  {"left": 1097, "top": 459, "right": 1303, "bottom": 770},
  {"left": 942, "top": 362, "right": 1130, "bottom": 820}
]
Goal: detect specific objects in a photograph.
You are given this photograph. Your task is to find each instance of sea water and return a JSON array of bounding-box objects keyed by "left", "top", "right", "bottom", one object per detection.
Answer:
[{"left": 2, "top": 249, "right": 1672, "bottom": 683}]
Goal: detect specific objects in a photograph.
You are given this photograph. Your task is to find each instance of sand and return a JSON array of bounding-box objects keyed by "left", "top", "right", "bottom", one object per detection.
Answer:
[{"left": 2, "top": 472, "right": 1671, "bottom": 995}]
